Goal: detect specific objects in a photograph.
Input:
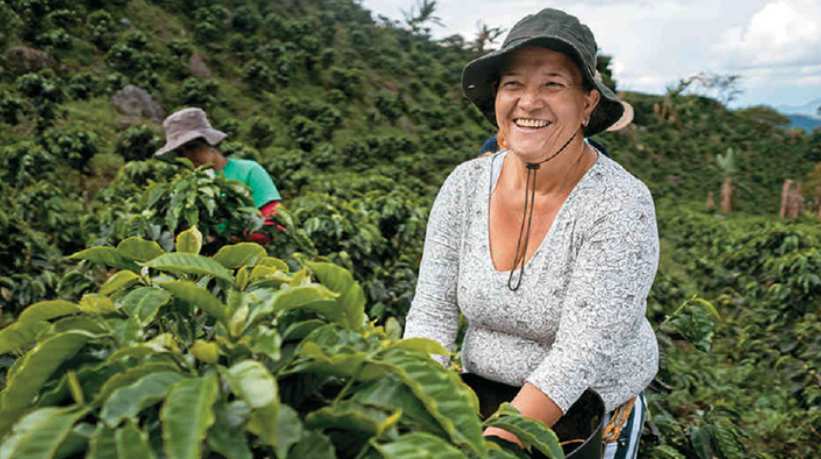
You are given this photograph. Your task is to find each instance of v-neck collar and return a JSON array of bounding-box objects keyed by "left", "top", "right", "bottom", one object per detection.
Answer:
[{"left": 484, "top": 148, "right": 601, "bottom": 276}]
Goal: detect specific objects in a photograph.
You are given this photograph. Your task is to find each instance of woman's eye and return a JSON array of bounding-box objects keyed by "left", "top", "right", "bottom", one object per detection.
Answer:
[
  {"left": 502, "top": 81, "right": 521, "bottom": 88},
  {"left": 545, "top": 81, "right": 564, "bottom": 89}
]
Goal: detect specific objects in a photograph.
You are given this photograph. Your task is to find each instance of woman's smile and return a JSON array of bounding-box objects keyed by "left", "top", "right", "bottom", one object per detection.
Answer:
[{"left": 513, "top": 118, "right": 552, "bottom": 129}]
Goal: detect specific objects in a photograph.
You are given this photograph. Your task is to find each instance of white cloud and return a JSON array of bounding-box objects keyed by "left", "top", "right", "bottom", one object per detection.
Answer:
[
  {"left": 714, "top": 0, "right": 821, "bottom": 69},
  {"left": 361, "top": 0, "right": 821, "bottom": 106}
]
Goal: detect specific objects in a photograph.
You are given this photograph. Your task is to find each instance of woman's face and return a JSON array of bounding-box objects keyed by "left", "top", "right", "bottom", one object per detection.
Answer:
[
  {"left": 179, "top": 142, "right": 213, "bottom": 167},
  {"left": 494, "top": 47, "right": 600, "bottom": 162}
]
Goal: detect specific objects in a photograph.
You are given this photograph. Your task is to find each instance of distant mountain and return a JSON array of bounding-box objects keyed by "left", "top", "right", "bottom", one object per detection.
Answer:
[
  {"left": 775, "top": 98, "right": 821, "bottom": 119},
  {"left": 787, "top": 114, "right": 821, "bottom": 132}
]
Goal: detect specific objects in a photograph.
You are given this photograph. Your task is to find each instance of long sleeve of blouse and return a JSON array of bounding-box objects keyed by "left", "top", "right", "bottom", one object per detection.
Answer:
[{"left": 403, "top": 152, "right": 660, "bottom": 413}]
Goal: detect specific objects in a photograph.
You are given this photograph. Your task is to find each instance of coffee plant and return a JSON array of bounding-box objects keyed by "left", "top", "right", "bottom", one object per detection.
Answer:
[
  {"left": 0, "top": 0, "right": 818, "bottom": 457},
  {"left": 0, "top": 227, "right": 567, "bottom": 458}
]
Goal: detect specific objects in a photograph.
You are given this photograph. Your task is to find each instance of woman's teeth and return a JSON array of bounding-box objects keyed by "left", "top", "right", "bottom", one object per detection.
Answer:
[{"left": 514, "top": 118, "right": 550, "bottom": 128}]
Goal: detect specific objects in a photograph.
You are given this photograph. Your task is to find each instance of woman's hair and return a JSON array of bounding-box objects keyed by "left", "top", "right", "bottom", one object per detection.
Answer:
[{"left": 180, "top": 137, "right": 211, "bottom": 151}]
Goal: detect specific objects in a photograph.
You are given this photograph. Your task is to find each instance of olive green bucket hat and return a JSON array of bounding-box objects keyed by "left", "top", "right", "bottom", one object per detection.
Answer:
[{"left": 462, "top": 8, "right": 632, "bottom": 136}]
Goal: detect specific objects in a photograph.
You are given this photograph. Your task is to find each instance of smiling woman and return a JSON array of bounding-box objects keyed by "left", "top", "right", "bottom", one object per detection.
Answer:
[{"left": 403, "top": 8, "right": 658, "bottom": 459}]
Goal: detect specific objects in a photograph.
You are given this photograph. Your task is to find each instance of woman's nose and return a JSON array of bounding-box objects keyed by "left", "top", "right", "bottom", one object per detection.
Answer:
[{"left": 517, "top": 86, "right": 544, "bottom": 111}]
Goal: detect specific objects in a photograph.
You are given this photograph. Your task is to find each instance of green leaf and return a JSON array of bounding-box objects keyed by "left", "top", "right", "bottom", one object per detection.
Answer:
[
  {"left": 213, "top": 243, "right": 267, "bottom": 269},
  {"left": 272, "top": 405, "right": 303, "bottom": 459},
  {"left": 249, "top": 265, "right": 292, "bottom": 284},
  {"left": 390, "top": 338, "right": 450, "bottom": 356},
  {"left": 144, "top": 253, "right": 233, "bottom": 282},
  {"left": 258, "top": 256, "right": 290, "bottom": 272},
  {"left": 229, "top": 303, "right": 249, "bottom": 338},
  {"left": 100, "top": 271, "right": 141, "bottom": 296},
  {"left": 249, "top": 326, "right": 282, "bottom": 361},
  {"left": 87, "top": 425, "right": 117, "bottom": 459},
  {"left": 0, "top": 300, "right": 85, "bottom": 355},
  {"left": 307, "top": 262, "right": 366, "bottom": 330},
  {"left": 207, "top": 402, "right": 253, "bottom": 459},
  {"left": 17, "top": 300, "right": 82, "bottom": 324},
  {"left": 0, "top": 331, "right": 95, "bottom": 435},
  {"left": 691, "top": 297, "right": 721, "bottom": 320},
  {"left": 0, "top": 321, "right": 51, "bottom": 356},
  {"left": 484, "top": 403, "right": 564, "bottom": 459},
  {"left": 52, "top": 316, "right": 107, "bottom": 335},
  {"left": 55, "top": 423, "right": 95, "bottom": 459},
  {"left": 101, "top": 371, "right": 186, "bottom": 428},
  {"left": 158, "top": 280, "right": 228, "bottom": 323},
  {"left": 485, "top": 441, "right": 529, "bottom": 459},
  {"left": 273, "top": 285, "right": 340, "bottom": 312},
  {"left": 353, "top": 377, "right": 448, "bottom": 438},
  {"left": 306, "top": 400, "right": 400, "bottom": 437},
  {"left": 115, "top": 420, "right": 157, "bottom": 459},
  {"left": 0, "top": 406, "right": 88, "bottom": 459},
  {"left": 79, "top": 294, "right": 117, "bottom": 314},
  {"left": 121, "top": 287, "right": 173, "bottom": 326},
  {"left": 289, "top": 430, "right": 336, "bottom": 459},
  {"left": 190, "top": 340, "right": 220, "bottom": 364},
  {"left": 372, "top": 432, "right": 466, "bottom": 458},
  {"left": 69, "top": 247, "right": 139, "bottom": 271},
  {"left": 176, "top": 226, "right": 203, "bottom": 254},
  {"left": 94, "top": 362, "right": 181, "bottom": 405},
  {"left": 689, "top": 426, "right": 714, "bottom": 459},
  {"left": 161, "top": 374, "right": 219, "bottom": 459},
  {"left": 282, "top": 319, "right": 325, "bottom": 341},
  {"left": 236, "top": 266, "right": 250, "bottom": 290},
  {"left": 372, "top": 348, "right": 485, "bottom": 456},
  {"left": 117, "top": 237, "right": 165, "bottom": 262},
  {"left": 225, "top": 361, "right": 280, "bottom": 447}
]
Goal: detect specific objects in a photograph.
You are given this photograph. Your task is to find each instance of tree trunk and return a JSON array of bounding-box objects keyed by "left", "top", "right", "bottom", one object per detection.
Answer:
[
  {"left": 787, "top": 183, "right": 803, "bottom": 219},
  {"left": 706, "top": 191, "right": 715, "bottom": 210},
  {"left": 720, "top": 177, "right": 733, "bottom": 214},
  {"left": 780, "top": 180, "right": 793, "bottom": 219}
]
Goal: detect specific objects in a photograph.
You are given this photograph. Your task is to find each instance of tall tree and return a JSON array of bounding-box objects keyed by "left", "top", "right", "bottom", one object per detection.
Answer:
[{"left": 401, "top": 0, "right": 444, "bottom": 36}]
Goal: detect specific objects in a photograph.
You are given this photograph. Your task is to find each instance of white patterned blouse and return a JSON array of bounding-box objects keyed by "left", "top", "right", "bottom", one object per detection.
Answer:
[{"left": 403, "top": 147, "right": 660, "bottom": 413}]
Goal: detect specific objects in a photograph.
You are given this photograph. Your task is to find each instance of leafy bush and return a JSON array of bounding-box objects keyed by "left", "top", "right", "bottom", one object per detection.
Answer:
[
  {"left": 242, "top": 60, "right": 276, "bottom": 91},
  {"left": 40, "top": 126, "right": 98, "bottom": 171},
  {"left": 374, "top": 90, "right": 405, "bottom": 123},
  {"left": 0, "top": 141, "right": 58, "bottom": 185},
  {"left": 15, "top": 71, "right": 64, "bottom": 129},
  {"left": 115, "top": 124, "right": 162, "bottom": 162},
  {"left": 246, "top": 116, "right": 275, "bottom": 149},
  {"left": 178, "top": 77, "right": 219, "bottom": 107},
  {"left": 0, "top": 92, "right": 24, "bottom": 125},
  {"left": 329, "top": 66, "right": 362, "bottom": 98},
  {"left": 0, "top": 228, "right": 567, "bottom": 458},
  {"left": 193, "top": 5, "right": 229, "bottom": 44},
  {"left": 94, "top": 165, "right": 263, "bottom": 251},
  {"left": 87, "top": 10, "right": 117, "bottom": 50},
  {"left": 66, "top": 72, "right": 101, "bottom": 100}
]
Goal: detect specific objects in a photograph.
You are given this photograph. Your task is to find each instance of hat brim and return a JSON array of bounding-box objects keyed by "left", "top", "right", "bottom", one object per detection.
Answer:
[
  {"left": 154, "top": 128, "right": 227, "bottom": 158},
  {"left": 462, "top": 36, "right": 626, "bottom": 136}
]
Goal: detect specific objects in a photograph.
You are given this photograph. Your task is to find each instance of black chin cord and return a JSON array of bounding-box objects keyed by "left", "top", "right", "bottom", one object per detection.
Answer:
[{"left": 507, "top": 127, "right": 581, "bottom": 291}]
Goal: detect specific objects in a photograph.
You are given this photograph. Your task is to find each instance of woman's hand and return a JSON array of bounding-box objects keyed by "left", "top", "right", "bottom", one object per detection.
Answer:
[{"left": 483, "top": 426, "right": 523, "bottom": 447}]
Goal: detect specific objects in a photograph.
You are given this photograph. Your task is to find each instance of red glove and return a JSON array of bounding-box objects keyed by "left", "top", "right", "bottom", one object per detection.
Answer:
[{"left": 246, "top": 200, "right": 286, "bottom": 244}]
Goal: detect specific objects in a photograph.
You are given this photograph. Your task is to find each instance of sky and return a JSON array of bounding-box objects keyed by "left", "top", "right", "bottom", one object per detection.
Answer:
[{"left": 360, "top": 0, "right": 821, "bottom": 112}]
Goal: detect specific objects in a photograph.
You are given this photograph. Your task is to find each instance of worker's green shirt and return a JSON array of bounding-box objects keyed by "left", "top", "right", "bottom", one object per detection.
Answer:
[{"left": 220, "top": 158, "right": 281, "bottom": 207}]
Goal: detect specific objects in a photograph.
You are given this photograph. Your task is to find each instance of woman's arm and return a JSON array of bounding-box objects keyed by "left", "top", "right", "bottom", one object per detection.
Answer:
[
  {"left": 525, "top": 188, "right": 659, "bottom": 413},
  {"left": 484, "top": 383, "right": 563, "bottom": 444},
  {"left": 403, "top": 166, "right": 468, "bottom": 364}
]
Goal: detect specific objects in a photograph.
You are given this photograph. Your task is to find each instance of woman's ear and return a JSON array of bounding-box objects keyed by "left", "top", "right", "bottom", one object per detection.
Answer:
[{"left": 583, "top": 89, "right": 601, "bottom": 123}]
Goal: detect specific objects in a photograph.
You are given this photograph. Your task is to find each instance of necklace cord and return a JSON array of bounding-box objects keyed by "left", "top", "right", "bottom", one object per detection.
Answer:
[{"left": 507, "top": 127, "right": 581, "bottom": 291}]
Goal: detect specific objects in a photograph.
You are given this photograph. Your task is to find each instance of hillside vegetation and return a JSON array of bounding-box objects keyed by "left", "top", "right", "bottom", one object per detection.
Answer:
[{"left": 0, "top": 0, "right": 818, "bottom": 457}]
